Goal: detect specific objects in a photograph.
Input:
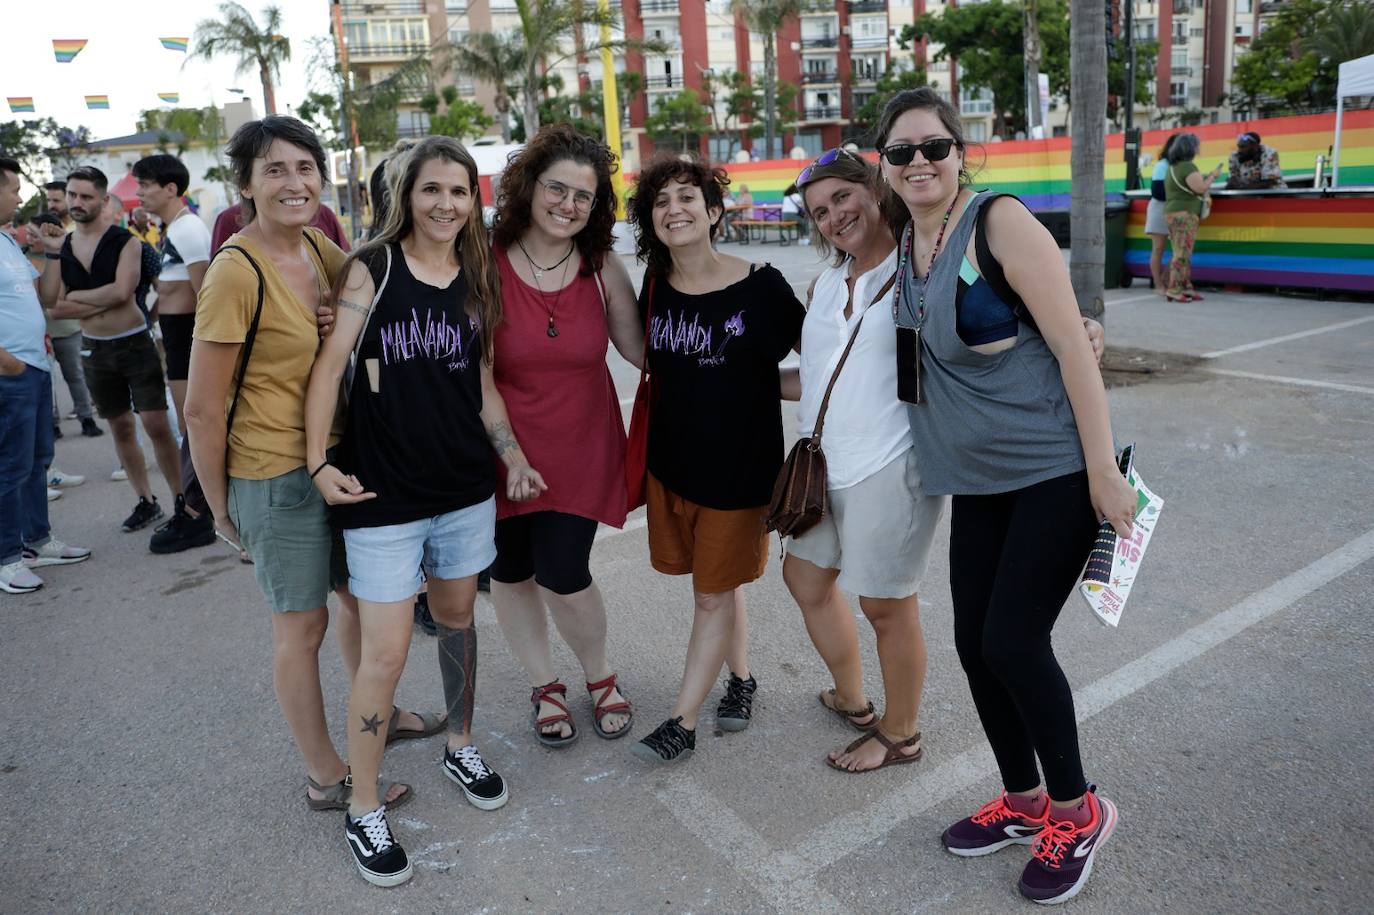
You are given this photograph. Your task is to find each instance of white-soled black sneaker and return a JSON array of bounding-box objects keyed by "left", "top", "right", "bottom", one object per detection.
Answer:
[
  {"left": 443, "top": 744, "right": 509, "bottom": 810},
  {"left": 344, "top": 806, "right": 412, "bottom": 888}
]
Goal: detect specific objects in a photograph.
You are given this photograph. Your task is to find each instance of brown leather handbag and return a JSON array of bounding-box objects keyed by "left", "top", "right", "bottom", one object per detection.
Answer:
[{"left": 767, "top": 271, "right": 896, "bottom": 538}]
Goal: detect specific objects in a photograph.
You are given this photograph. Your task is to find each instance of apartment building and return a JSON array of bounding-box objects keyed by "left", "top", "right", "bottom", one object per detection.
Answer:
[{"left": 1122, "top": 0, "right": 1258, "bottom": 126}]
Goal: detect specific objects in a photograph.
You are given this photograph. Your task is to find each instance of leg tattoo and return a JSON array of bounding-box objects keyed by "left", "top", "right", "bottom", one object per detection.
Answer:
[
  {"left": 360, "top": 711, "right": 384, "bottom": 735},
  {"left": 437, "top": 624, "right": 477, "bottom": 735}
]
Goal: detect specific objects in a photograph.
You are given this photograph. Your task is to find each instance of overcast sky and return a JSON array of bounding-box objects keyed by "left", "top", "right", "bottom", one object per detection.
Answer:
[{"left": 7, "top": 0, "right": 330, "bottom": 140}]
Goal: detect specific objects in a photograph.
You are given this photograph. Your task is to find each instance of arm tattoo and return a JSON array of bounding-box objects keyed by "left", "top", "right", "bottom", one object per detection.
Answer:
[
  {"left": 485, "top": 419, "right": 519, "bottom": 457},
  {"left": 337, "top": 297, "right": 371, "bottom": 317}
]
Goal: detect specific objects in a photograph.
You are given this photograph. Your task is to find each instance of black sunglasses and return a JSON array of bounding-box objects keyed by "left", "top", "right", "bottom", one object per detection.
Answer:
[{"left": 879, "top": 138, "right": 958, "bottom": 167}]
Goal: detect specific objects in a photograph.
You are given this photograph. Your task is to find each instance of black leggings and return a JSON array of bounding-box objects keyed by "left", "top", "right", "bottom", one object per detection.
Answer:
[
  {"left": 949, "top": 470, "right": 1098, "bottom": 801},
  {"left": 490, "top": 511, "right": 598, "bottom": 595}
]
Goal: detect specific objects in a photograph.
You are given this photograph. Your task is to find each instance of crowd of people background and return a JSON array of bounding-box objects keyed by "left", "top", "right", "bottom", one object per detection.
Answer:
[{"left": 2, "top": 85, "right": 1165, "bottom": 903}]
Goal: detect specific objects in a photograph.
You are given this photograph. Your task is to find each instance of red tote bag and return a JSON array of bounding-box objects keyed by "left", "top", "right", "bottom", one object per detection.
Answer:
[{"left": 624, "top": 276, "right": 655, "bottom": 512}]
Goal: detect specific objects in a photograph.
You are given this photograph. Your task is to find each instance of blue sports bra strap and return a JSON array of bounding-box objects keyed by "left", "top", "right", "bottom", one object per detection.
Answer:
[{"left": 972, "top": 193, "right": 1034, "bottom": 329}]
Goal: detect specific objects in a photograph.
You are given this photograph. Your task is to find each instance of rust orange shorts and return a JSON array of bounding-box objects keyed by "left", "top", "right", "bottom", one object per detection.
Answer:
[{"left": 646, "top": 473, "right": 769, "bottom": 594}]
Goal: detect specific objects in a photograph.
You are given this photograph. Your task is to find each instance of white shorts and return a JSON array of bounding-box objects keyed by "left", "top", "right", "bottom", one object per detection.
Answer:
[
  {"left": 785, "top": 448, "right": 948, "bottom": 599},
  {"left": 1145, "top": 198, "right": 1168, "bottom": 236}
]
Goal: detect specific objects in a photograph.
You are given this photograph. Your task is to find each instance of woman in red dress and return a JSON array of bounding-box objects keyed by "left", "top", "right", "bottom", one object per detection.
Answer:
[{"left": 487, "top": 125, "right": 644, "bottom": 746}]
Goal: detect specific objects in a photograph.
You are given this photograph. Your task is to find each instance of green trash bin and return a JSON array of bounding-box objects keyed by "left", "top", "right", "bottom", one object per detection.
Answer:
[{"left": 1103, "top": 199, "right": 1131, "bottom": 289}]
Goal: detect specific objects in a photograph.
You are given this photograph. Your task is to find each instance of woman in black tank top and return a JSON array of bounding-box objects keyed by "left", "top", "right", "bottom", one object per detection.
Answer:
[{"left": 302, "top": 137, "right": 546, "bottom": 887}]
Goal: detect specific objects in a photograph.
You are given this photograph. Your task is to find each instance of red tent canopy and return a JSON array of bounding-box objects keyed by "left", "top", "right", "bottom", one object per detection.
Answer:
[{"left": 109, "top": 168, "right": 139, "bottom": 211}]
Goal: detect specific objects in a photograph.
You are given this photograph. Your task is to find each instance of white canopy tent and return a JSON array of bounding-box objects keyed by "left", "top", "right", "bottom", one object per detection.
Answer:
[{"left": 1332, "top": 52, "right": 1374, "bottom": 188}]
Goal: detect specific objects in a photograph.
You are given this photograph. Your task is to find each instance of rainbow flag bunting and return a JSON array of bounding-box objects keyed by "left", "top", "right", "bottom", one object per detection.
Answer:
[
  {"left": 158, "top": 92, "right": 180, "bottom": 104},
  {"left": 159, "top": 37, "right": 189, "bottom": 53},
  {"left": 7, "top": 97, "right": 35, "bottom": 113},
  {"left": 85, "top": 95, "right": 110, "bottom": 110},
  {"left": 53, "top": 39, "right": 88, "bottom": 63}
]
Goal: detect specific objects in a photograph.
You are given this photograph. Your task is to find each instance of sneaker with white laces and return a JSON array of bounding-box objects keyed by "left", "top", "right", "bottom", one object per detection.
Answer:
[
  {"left": 343, "top": 806, "right": 412, "bottom": 887},
  {"left": 110, "top": 468, "right": 127, "bottom": 482},
  {"left": 47, "top": 488, "right": 62, "bottom": 502},
  {"left": 1, "top": 561, "right": 44, "bottom": 594},
  {"left": 1017, "top": 788, "right": 1119, "bottom": 905},
  {"left": 48, "top": 470, "right": 85, "bottom": 488},
  {"left": 22, "top": 539, "right": 92, "bottom": 568},
  {"left": 442, "top": 744, "right": 509, "bottom": 810}
]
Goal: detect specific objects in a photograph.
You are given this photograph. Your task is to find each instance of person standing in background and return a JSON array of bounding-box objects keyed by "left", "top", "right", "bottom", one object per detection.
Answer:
[
  {"left": 128, "top": 207, "right": 161, "bottom": 247},
  {"left": 33, "top": 188, "right": 102, "bottom": 440}
]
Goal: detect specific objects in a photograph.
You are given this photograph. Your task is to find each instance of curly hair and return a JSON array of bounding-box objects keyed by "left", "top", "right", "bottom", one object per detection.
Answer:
[
  {"left": 491, "top": 123, "right": 617, "bottom": 275},
  {"left": 627, "top": 154, "right": 730, "bottom": 280}
]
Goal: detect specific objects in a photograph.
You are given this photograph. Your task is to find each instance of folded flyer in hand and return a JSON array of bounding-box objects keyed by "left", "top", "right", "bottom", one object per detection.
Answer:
[{"left": 1080, "top": 444, "right": 1163, "bottom": 628}]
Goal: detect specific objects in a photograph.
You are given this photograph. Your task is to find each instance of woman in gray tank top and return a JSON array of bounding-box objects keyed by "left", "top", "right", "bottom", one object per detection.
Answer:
[{"left": 875, "top": 89, "right": 1137, "bottom": 906}]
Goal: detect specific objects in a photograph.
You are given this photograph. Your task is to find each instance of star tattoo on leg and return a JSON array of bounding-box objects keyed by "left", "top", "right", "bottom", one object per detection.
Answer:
[{"left": 360, "top": 712, "right": 384, "bottom": 735}]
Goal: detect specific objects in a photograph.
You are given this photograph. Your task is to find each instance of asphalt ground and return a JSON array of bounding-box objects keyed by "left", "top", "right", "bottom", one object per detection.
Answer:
[{"left": 4, "top": 239, "right": 1372, "bottom": 914}]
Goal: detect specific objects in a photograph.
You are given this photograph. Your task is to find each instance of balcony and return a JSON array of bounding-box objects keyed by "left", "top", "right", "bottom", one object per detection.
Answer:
[
  {"left": 803, "top": 70, "right": 840, "bottom": 84},
  {"left": 1171, "top": 65, "right": 1194, "bottom": 76},
  {"left": 848, "top": 0, "right": 886, "bottom": 12},
  {"left": 801, "top": 35, "right": 840, "bottom": 49},
  {"left": 803, "top": 105, "right": 842, "bottom": 120},
  {"left": 640, "top": 0, "right": 679, "bottom": 15},
  {"left": 1172, "top": 0, "right": 1192, "bottom": 11},
  {"left": 801, "top": 0, "right": 836, "bottom": 12},
  {"left": 1258, "top": 0, "right": 1285, "bottom": 10},
  {"left": 347, "top": 42, "right": 429, "bottom": 61},
  {"left": 644, "top": 74, "right": 681, "bottom": 90},
  {"left": 342, "top": 0, "right": 425, "bottom": 13},
  {"left": 850, "top": 34, "right": 889, "bottom": 49},
  {"left": 395, "top": 123, "right": 430, "bottom": 139}
]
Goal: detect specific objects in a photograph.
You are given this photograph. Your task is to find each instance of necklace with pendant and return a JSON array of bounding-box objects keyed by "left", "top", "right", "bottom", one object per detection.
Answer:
[
  {"left": 517, "top": 238, "right": 574, "bottom": 281},
  {"left": 525, "top": 246, "right": 573, "bottom": 338}
]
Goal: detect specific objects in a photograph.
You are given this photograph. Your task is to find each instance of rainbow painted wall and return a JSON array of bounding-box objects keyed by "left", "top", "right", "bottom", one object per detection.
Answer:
[{"left": 706, "top": 110, "right": 1374, "bottom": 210}]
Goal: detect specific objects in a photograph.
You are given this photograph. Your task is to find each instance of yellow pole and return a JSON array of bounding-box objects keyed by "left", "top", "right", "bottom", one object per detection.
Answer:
[{"left": 598, "top": 0, "right": 626, "bottom": 219}]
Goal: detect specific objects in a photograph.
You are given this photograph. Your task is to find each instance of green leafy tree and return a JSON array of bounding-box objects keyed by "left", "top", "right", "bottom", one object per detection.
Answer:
[
  {"left": 1231, "top": 0, "right": 1373, "bottom": 115},
  {"left": 421, "top": 86, "right": 495, "bottom": 141},
  {"left": 0, "top": 118, "right": 92, "bottom": 186},
  {"left": 731, "top": 0, "right": 804, "bottom": 159},
  {"left": 1107, "top": 38, "right": 1158, "bottom": 127},
  {"left": 645, "top": 90, "right": 713, "bottom": 153},
  {"left": 190, "top": 3, "right": 291, "bottom": 115},
  {"left": 449, "top": 30, "right": 523, "bottom": 143},
  {"left": 136, "top": 107, "right": 219, "bottom": 156},
  {"left": 849, "top": 66, "right": 930, "bottom": 143},
  {"left": 902, "top": 0, "right": 1070, "bottom": 137},
  {"left": 1306, "top": 0, "right": 1374, "bottom": 66},
  {"left": 299, "top": 37, "right": 434, "bottom": 152}
]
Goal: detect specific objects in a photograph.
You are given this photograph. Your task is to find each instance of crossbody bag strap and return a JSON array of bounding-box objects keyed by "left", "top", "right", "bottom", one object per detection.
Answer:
[
  {"left": 347, "top": 243, "right": 391, "bottom": 390},
  {"left": 214, "top": 244, "right": 266, "bottom": 436},
  {"left": 811, "top": 270, "right": 897, "bottom": 443},
  {"left": 1169, "top": 164, "right": 1204, "bottom": 200}
]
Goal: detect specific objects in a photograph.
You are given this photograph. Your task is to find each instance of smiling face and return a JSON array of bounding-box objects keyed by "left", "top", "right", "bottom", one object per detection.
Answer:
[
  {"left": 530, "top": 158, "right": 597, "bottom": 242},
  {"left": 880, "top": 107, "right": 964, "bottom": 211},
  {"left": 241, "top": 138, "right": 322, "bottom": 230},
  {"left": 652, "top": 176, "right": 721, "bottom": 252},
  {"left": 804, "top": 176, "right": 883, "bottom": 256},
  {"left": 66, "top": 179, "right": 105, "bottom": 225},
  {"left": 406, "top": 156, "right": 473, "bottom": 247}
]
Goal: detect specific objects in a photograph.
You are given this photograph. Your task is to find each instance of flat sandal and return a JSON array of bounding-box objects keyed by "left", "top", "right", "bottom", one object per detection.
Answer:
[
  {"left": 825, "top": 729, "right": 923, "bottom": 773},
  {"left": 817, "top": 688, "right": 877, "bottom": 731}
]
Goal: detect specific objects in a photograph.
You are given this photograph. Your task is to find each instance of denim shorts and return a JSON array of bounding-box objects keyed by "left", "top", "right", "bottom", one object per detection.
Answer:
[
  {"left": 227, "top": 466, "right": 349, "bottom": 613},
  {"left": 342, "top": 497, "right": 498, "bottom": 603}
]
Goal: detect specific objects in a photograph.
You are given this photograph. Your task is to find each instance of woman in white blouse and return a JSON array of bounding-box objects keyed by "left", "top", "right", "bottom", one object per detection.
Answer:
[{"left": 784, "top": 149, "right": 1105, "bottom": 772}]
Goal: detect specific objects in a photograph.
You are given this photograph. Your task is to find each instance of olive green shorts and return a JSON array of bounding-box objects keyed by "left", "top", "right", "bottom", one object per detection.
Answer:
[{"left": 227, "top": 466, "right": 348, "bottom": 613}]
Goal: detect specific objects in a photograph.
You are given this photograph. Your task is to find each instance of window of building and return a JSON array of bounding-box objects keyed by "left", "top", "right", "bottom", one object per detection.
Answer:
[
  {"left": 1235, "top": 0, "right": 1253, "bottom": 12},
  {"left": 1235, "top": 22, "right": 1253, "bottom": 38},
  {"left": 1172, "top": 20, "right": 1187, "bottom": 42},
  {"left": 965, "top": 120, "right": 988, "bottom": 142},
  {"left": 1169, "top": 81, "right": 1187, "bottom": 106},
  {"left": 397, "top": 110, "right": 430, "bottom": 138},
  {"left": 448, "top": 28, "right": 467, "bottom": 46},
  {"left": 852, "top": 17, "right": 887, "bottom": 40},
  {"left": 794, "top": 130, "right": 823, "bottom": 158}
]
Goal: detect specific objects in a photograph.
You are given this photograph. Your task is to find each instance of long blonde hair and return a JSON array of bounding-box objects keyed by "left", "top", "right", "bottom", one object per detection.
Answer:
[{"left": 333, "top": 136, "right": 502, "bottom": 364}]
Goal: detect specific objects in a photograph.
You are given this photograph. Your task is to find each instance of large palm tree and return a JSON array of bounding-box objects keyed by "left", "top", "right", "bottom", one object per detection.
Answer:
[
  {"left": 1306, "top": 0, "right": 1374, "bottom": 67},
  {"left": 1069, "top": 0, "right": 1107, "bottom": 319},
  {"left": 731, "top": 0, "right": 803, "bottom": 158},
  {"left": 450, "top": 30, "right": 523, "bottom": 144},
  {"left": 191, "top": 3, "right": 291, "bottom": 115}
]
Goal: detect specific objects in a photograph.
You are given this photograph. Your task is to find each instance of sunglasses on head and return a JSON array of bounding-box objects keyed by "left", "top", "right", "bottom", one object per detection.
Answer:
[
  {"left": 879, "top": 137, "right": 957, "bottom": 167},
  {"left": 796, "top": 147, "right": 858, "bottom": 186}
]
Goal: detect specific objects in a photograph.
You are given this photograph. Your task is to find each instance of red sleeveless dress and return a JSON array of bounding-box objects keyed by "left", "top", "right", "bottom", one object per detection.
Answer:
[{"left": 492, "top": 245, "right": 628, "bottom": 527}]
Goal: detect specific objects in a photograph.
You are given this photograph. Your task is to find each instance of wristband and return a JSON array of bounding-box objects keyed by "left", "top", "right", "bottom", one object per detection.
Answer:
[
  {"left": 44, "top": 253, "right": 62, "bottom": 260},
  {"left": 309, "top": 462, "right": 330, "bottom": 479}
]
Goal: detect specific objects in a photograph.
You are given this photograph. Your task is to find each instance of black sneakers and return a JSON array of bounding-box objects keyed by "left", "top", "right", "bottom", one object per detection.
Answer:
[
  {"left": 413, "top": 593, "right": 438, "bottom": 637},
  {"left": 149, "top": 495, "right": 216, "bottom": 554},
  {"left": 631, "top": 716, "right": 696, "bottom": 763},
  {"left": 121, "top": 497, "right": 164, "bottom": 532},
  {"left": 716, "top": 673, "right": 758, "bottom": 731},
  {"left": 442, "top": 744, "right": 509, "bottom": 810},
  {"left": 80, "top": 417, "right": 103, "bottom": 437},
  {"left": 344, "top": 806, "right": 412, "bottom": 887}
]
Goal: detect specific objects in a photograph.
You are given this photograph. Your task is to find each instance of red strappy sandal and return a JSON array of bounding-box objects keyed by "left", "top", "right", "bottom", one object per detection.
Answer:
[
  {"left": 530, "top": 680, "right": 578, "bottom": 749},
  {"left": 586, "top": 673, "right": 634, "bottom": 740}
]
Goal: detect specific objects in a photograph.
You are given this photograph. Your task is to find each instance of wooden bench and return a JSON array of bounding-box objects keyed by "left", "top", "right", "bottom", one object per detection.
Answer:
[{"left": 733, "top": 219, "right": 801, "bottom": 245}]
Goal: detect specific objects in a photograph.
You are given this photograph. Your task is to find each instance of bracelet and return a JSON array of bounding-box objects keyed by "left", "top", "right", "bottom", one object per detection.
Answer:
[
  {"left": 309, "top": 462, "right": 330, "bottom": 479},
  {"left": 44, "top": 253, "right": 62, "bottom": 260}
]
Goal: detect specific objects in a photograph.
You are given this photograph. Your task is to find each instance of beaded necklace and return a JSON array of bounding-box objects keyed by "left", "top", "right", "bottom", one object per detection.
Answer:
[{"left": 891, "top": 192, "right": 960, "bottom": 329}]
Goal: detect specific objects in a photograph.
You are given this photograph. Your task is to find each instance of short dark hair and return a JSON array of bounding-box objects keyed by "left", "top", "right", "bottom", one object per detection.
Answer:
[
  {"left": 0, "top": 157, "right": 20, "bottom": 185},
  {"left": 132, "top": 153, "right": 190, "bottom": 196},
  {"left": 627, "top": 154, "right": 730, "bottom": 279},
  {"left": 224, "top": 116, "right": 329, "bottom": 224},
  {"left": 30, "top": 212, "right": 63, "bottom": 228},
  {"left": 43, "top": 180, "right": 66, "bottom": 192},
  {"left": 66, "top": 165, "right": 109, "bottom": 192}
]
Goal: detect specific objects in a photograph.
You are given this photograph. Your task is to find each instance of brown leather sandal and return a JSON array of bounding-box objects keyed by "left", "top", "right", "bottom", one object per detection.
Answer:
[
  {"left": 825, "top": 728, "right": 923, "bottom": 773},
  {"left": 530, "top": 680, "right": 578, "bottom": 749},
  {"left": 384, "top": 706, "right": 447, "bottom": 745},
  {"left": 586, "top": 673, "right": 633, "bottom": 740},
  {"left": 817, "top": 688, "right": 877, "bottom": 731}
]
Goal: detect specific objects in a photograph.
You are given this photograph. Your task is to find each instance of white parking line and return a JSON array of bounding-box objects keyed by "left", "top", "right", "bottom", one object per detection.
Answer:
[
  {"left": 655, "top": 527, "right": 1374, "bottom": 913},
  {"left": 1203, "top": 368, "right": 1374, "bottom": 396},
  {"left": 1201, "top": 315, "right": 1374, "bottom": 359},
  {"left": 1106, "top": 292, "right": 1159, "bottom": 307}
]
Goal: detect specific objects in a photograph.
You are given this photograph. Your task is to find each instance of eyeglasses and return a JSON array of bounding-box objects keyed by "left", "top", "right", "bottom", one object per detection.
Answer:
[
  {"left": 796, "top": 147, "right": 858, "bottom": 186},
  {"left": 879, "top": 138, "right": 957, "bottom": 167},
  {"left": 537, "top": 177, "right": 597, "bottom": 213}
]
